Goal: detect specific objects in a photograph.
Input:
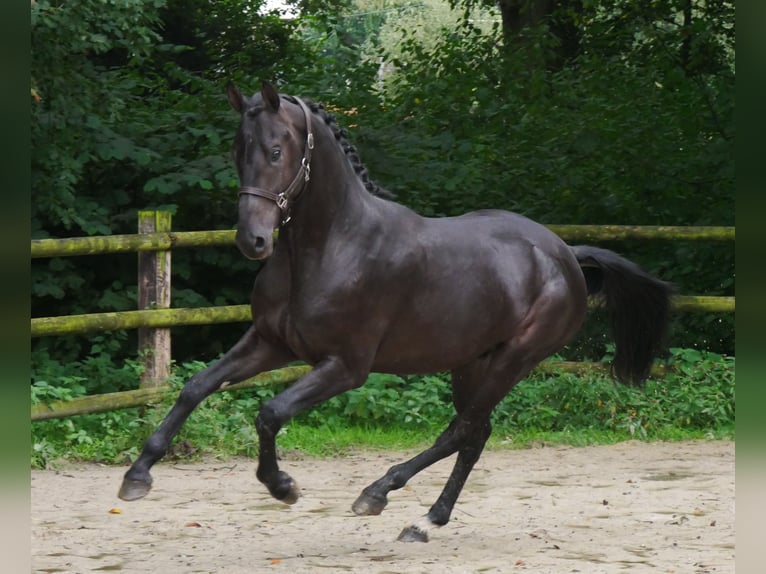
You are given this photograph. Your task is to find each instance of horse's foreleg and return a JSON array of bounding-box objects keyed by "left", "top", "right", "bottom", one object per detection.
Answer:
[
  {"left": 254, "top": 356, "right": 367, "bottom": 504},
  {"left": 118, "top": 327, "right": 293, "bottom": 501}
]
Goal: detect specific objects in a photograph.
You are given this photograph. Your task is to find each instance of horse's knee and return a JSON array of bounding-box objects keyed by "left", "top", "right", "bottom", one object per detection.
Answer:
[
  {"left": 475, "top": 419, "right": 492, "bottom": 444},
  {"left": 177, "top": 377, "right": 208, "bottom": 409},
  {"left": 447, "top": 415, "right": 489, "bottom": 446}
]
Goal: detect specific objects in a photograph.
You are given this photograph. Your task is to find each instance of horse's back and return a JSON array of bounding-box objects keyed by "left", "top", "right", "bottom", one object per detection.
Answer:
[
  {"left": 418, "top": 208, "right": 582, "bottom": 290},
  {"left": 439, "top": 209, "right": 571, "bottom": 255}
]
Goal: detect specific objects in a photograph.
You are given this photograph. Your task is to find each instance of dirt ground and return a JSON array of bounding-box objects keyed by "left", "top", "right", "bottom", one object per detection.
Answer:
[{"left": 31, "top": 440, "right": 734, "bottom": 574}]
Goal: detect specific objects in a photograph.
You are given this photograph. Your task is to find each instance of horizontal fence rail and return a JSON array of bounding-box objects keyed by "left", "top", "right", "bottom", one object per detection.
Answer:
[
  {"left": 32, "top": 365, "right": 313, "bottom": 421},
  {"left": 31, "top": 230, "right": 237, "bottom": 258},
  {"left": 30, "top": 296, "right": 735, "bottom": 338},
  {"left": 32, "top": 360, "right": 675, "bottom": 422},
  {"left": 31, "top": 225, "right": 735, "bottom": 259}
]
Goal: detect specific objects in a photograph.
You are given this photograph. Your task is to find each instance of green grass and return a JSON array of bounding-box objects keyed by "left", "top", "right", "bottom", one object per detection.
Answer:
[
  {"left": 274, "top": 423, "right": 735, "bottom": 459},
  {"left": 31, "top": 348, "right": 735, "bottom": 468},
  {"left": 276, "top": 423, "right": 439, "bottom": 456}
]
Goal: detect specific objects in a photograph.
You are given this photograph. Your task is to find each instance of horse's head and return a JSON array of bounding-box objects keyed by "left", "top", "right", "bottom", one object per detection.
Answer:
[{"left": 227, "top": 81, "right": 314, "bottom": 260}]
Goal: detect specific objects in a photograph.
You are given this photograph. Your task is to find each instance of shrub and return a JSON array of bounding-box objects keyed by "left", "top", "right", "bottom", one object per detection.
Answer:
[{"left": 31, "top": 348, "right": 734, "bottom": 467}]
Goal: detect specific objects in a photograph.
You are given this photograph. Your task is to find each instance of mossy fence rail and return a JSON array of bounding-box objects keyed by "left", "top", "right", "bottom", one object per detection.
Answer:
[{"left": 31, "top": 218, "right": 734, "bottom": 421}]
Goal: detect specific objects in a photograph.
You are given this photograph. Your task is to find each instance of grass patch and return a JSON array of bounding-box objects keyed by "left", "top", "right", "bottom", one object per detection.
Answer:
[
  {"left": 276, "top": 423, "right": 736, "bottom": 458},
  {"left": 277, "top": 424, "right": 440, "bottom": 457}
]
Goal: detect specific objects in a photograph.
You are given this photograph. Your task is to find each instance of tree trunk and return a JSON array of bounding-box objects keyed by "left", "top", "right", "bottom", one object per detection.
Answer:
[
  {"left": 680, "top": 0, "right": 693, "bottom": 71},
  {"left": 496, "top": 0, "right": 582, "bottom": 68}
]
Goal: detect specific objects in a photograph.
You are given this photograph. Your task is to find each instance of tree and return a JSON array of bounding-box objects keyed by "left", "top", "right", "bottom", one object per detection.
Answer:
[
  {"left": 31, "top": 0, "right": 309, "bottom": 364},
  {"left": 31, "top": 0, "right": 735, "bottom": 375},
  {"left": 444, "top": 0, "right": 583, "bottom": 67},
  {"left": 350, "top": 0, "right": 733, "bottom": 353}
]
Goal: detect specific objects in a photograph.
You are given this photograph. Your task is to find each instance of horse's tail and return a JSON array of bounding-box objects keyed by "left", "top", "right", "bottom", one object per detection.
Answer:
[{"left": 571, "top": 245, "right": 673, "bottom": 386}]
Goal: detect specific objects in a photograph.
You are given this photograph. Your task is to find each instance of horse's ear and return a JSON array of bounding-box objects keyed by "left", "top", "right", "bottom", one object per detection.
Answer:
[
  {"left": 226, "top": 81, "right": 244, "bottom": 113},
  {"left": 261, "top": 81, "right": 281, "bottom": 112}
]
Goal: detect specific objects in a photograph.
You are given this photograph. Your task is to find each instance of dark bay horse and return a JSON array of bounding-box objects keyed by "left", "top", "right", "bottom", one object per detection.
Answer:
[{"left": 119, "top": 82, "right": 672, "bottom": 542}]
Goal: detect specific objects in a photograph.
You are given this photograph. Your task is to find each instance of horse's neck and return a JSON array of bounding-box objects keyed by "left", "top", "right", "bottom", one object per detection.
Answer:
[
  {"left": 288, "top": 134, "right": 376, "bottom": 233},
  {"left": 283, "top": 146, "right": 380, "bottom": 258}
]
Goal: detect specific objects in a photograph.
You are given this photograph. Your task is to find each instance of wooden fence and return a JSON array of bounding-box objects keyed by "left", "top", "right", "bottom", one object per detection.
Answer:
[{"left": 31, "top": 214, "right": 735, "bottom": 421}]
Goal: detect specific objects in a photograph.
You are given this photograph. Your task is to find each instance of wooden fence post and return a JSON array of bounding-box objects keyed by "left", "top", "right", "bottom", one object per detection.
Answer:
[{"left": 137, "top": 210, "right": 172, "bottom": 388}]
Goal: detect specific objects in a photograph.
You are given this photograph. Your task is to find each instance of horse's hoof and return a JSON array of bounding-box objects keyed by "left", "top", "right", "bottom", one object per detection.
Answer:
[
  {"left": 269, "top": 471, "right": 300, "bottom": 505},
  {"left": 118, "top": 477, "right": 152, "bottom": 501},
  {"left": 397, "top": 524, "right": 429, "bottom": 543},
  {"left": 351, "top": 492, "right": 388, "bottom": 516},
  {"left": 279, "top": 479, "right": 300, "bottom": 505}
]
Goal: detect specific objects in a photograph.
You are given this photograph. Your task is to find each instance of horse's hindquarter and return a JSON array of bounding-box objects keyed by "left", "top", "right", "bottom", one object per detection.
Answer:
[{"left": 371, "top": 210, "right": 588, "bottom": 374}]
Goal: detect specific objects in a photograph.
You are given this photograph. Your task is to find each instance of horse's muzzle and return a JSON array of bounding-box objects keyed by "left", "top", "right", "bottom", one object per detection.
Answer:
[
  {"left": 236, "top": 227, "right": 274, "bottom": 260},
  {"left": 236, "top": 194, "right": 280, "bottom": 260}
]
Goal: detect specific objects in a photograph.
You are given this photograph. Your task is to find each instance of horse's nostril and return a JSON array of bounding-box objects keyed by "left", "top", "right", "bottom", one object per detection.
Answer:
[{"left": 254, "top": 236, "right": 266, "bottom": 249}]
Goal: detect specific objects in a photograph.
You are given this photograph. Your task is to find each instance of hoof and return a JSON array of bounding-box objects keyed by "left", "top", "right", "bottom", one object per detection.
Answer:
[
  {"left": 118, "top": 477, "right": 152, "bottom": 501},
  {"left": 397, "top": 524, "right": 429, "bottom": 543},
  {"left": 279, "top": 478, "right": 300, "bottom": 505},
  {"left": 269, "top": 471, "right": 300, "bottom": 505},
  {"left": 351, "top": 492, "right": 388, "bottom": 516}
]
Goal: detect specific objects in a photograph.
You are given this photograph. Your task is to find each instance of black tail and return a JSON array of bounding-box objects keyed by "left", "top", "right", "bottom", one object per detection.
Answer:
[{"left": 571, "top": 245, "right": 673, "bottom": 386}]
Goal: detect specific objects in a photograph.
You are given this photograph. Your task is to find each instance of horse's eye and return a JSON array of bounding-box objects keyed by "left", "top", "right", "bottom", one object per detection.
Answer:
[{"left": 271, "top": 148, "right": 281, "bottom": 161}]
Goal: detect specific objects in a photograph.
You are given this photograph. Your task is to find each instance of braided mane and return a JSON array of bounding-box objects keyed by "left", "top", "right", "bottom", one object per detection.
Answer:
[{"left": 283, "top": 95, "right": 395, "bottom": 200}]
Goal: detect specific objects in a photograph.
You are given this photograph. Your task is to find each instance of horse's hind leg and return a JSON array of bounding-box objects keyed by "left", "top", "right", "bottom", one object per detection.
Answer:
[
  {"left": 397, "top": 417, "right": 492, "bottom": 543},
  {"left": 351, "top": 362, "right": 498, "bottom": 520},
  {"left": 396, "top": 361, "right": 497, "bottom": 542},
  {"left": 351, "top": 412, "right": 472, "bottom": 516},
  {"left": 354, "top": 344, "right": 548, "bottom": 541},
  {"left": 395, "top": 283, "right": 588, "bottom": 540},
  {"left": 118, "top": 326, "right": 294, "bottom": 501}
]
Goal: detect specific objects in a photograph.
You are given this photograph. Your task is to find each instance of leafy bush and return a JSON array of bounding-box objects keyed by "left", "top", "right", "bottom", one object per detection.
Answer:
[
  {"left": 31, "top": 348, "right": 734, "bottom": 467},
  {"left": 491, "top": 348, "right": 734, "bottom": 439}
]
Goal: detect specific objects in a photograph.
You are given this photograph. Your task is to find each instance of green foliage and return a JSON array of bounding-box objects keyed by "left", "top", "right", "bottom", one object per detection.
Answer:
[
  {"left": 32, "top": 341, "right": 143, "bottom": 396},
  {"left": 491, "top": 348, "right": 734, "bottom": 438},
  {"left": 30, "top": 0, "right": 309, "bottom": 363},
  {"left": 356, "top": 2, "right": 733, "bottom": 226},
  {"left": 30, "top": 1, "right": 734, "bottom": 389},
  {"left": 350, "top": 0, "right": 734, "bottom": 354},
  {"left": 31, "top": 0, "right": 164, "bottom": 236},
  {"left": 298, "top": 373, "right": 454, "bottom": 428},
  {"left": 31, "top": 349, "right": 734, "bottom": 467}
]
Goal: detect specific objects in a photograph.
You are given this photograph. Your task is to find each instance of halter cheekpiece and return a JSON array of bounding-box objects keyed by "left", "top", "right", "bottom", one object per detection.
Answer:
[{"left": 237, "top": 97, "right": 315, "bottom": 225}]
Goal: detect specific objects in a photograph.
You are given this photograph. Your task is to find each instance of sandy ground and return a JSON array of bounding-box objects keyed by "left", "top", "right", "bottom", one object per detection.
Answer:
[{"left": 31, "top": 440, "right": 734, "bottom": 574}]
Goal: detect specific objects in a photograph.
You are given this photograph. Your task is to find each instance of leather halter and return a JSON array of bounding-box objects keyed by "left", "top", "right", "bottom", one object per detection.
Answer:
[{"left": 237, "top": 97, "right": 315, "bottom": 225}]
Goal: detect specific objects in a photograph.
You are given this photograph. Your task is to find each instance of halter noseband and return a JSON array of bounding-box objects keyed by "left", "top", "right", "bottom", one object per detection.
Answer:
[{"left": 237, "top": 97, "right": 315, "bottom": 225}]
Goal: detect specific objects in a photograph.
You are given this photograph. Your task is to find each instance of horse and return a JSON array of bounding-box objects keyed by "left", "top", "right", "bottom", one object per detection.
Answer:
[{"left": 119, "top": 81, "right": 672, "bottom": 542}]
